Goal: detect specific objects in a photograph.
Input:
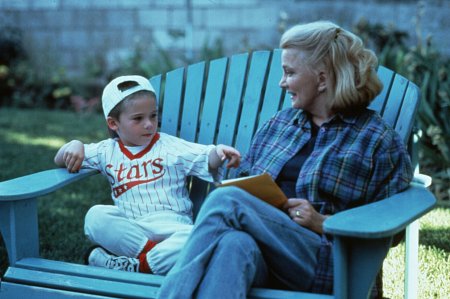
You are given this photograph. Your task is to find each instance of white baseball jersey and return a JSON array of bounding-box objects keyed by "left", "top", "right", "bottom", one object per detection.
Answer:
[{"left": 82, "top": 132, "right": 223, "bottom": 220}]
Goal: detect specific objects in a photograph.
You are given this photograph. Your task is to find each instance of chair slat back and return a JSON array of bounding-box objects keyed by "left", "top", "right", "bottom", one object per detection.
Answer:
[
  {"left": 395, "top": 83, "right": 420, "bottom": 143},
  {"left": 179, "top": 62, "right": 206, "bottom": 142},
  {"left": 369, "top": 66, "right": 394, "bottom": 114},
  {"left": 216, "top": 53, "right": 249, "bottom": 147},
  {"left": 150, "top": 50, "right": 420, "bottom": 216},
  {"left": 160, "top": 68, "right": 184, "bottom": 135},
  {"left": 234, "top": 51, "right": 271, "bottom": 155},
  {"left": 197, "top": 57, "right": 228, "bottom": 145},
  {"left": 369, "top": 66, "right": 420, "bottom": 143},
  {"left": 382, "top": 75, "right": 409, "bottom": 128}
]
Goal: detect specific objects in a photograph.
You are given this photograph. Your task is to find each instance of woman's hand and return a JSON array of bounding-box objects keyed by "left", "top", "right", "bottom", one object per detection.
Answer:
[{"left": 284, "top": 198, "right": 329, "bottom": 234}]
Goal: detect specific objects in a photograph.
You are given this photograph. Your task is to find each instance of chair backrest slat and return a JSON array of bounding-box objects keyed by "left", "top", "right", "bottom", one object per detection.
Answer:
[
  {"left": 149, "top": 75, "right": 162, "bottom": 103},
  {"left": 197, "top": 57, "right": 228, "bottom": 145},
  {"left": 216, "top": 53, "right": 249, "bottom": 146},
  {"left": 180, "top": 62, "right": 206, "bottom": 142},
  {"left": 395, "top": 82, "right": 420, "bottom": 143},
  {"left": 160, "top": 68, "right": 185, "bottom": 135},
  {"left": 258, "top": 49, "right": 285, "bottom": 130},
  {"left": 369, "top": 66, "right": 395, "bottom": 114},
  {"left": 381, "top": 74, "right": 409, "bottom": 128},
  {"left": 234, "top": 51, "right": 271, "bottom": 155}
]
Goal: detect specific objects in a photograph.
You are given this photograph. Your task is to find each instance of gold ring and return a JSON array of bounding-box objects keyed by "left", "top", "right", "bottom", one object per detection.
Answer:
[{"left": 295, "top": 210, "right": 301, "bottom": 217}]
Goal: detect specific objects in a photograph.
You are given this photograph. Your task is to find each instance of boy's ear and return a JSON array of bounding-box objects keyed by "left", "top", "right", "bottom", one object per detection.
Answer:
[{"left": 106, "top": 117, "right": 119, "bottom": 131}]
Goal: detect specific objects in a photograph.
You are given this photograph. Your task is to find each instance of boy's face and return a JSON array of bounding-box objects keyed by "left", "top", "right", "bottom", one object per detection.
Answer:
[{"left": 107, "top": 94, "right": 158, "bottom": 146}]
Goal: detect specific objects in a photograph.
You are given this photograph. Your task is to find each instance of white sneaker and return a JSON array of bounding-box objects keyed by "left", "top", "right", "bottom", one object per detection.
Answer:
[{"left": 87, "top": 247, "right": 139, "bottom": 272}]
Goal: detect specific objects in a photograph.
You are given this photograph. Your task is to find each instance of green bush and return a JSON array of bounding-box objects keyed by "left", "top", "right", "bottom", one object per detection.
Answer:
[
  {"left": 354, "top": 19, "right": 450, "bottom": 201},
  {"left": 0, "top": 25, "right": 226, "bottom": 114},
  {"left": 0, "top": 26, "right": 73, "bottom": 109}
]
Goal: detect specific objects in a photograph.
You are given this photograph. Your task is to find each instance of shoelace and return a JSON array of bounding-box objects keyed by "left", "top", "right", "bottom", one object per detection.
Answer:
[{"left": 106, "top": 256, "right": 139, "bottom": 272}]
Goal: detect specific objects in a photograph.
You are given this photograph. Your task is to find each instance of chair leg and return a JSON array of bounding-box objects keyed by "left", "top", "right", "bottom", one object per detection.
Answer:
[
  {"left": 0, "top": 199, "right": 40, "bottom": 265},
  {"left": 333, "top": 236, "right": 392, "bottom": 299},
  {"left": 405, "top": 220, "right": 419, "bottom": 299}
]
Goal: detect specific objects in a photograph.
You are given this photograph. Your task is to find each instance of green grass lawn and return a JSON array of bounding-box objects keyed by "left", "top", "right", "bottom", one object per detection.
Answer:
[{"left": 0, "top": 108, "right": 449, "bottom": 298}]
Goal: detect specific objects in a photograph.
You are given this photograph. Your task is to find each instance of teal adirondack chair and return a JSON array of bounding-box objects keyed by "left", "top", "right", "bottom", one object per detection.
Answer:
[{"left": 0, "top": 50, "right": 436, "bottom": 299}]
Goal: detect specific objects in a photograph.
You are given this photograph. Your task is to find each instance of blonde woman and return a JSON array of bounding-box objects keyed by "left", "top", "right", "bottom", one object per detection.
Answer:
[{"left": 158, "top": 21, "right": 413, "bottom": 298}]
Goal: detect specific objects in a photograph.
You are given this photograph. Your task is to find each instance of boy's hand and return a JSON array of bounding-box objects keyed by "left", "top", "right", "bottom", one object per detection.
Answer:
[
  {"left": 216, "top": 144, "right": 241, "bottom": 168},
  {"left": 55, "top": 140, "right": 85, "bottom": 173}
]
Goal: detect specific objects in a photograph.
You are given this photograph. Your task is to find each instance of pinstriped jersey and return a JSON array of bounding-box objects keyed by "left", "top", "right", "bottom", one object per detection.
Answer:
[{"left": 82, "top": 132, "right": 223, "bottom": 220}]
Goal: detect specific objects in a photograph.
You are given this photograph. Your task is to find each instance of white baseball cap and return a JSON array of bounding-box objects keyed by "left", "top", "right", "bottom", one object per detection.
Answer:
[{"left": 101, "top": 75, "right": 156, "bottom": 119}]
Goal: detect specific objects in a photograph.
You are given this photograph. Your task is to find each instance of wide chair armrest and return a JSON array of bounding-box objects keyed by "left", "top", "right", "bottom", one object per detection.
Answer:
[
  {"left": 323, "top": 184, "right": 436, "bottom": 238},
  {"left": 323, "top": 184, "right": 436, "bottom": 299},
  {"left": 0, "top": 168, "right": 99, "bottom": 201},
  {"left": 0, "top": 168, "right": 99, "bottom": 265}
]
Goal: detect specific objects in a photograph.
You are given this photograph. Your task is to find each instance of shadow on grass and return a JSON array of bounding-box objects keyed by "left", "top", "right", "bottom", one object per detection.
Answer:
[
  {"left": 420, "top": 228, "right": 450, "bottom": 253},
  {"left": 420, "top": 203, "right": 450, "bottom": 253}
]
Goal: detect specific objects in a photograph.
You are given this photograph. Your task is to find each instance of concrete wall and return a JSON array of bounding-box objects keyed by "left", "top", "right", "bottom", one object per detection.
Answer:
[{"left": 1, "top": 0, "right": 449, "bottom": 75}]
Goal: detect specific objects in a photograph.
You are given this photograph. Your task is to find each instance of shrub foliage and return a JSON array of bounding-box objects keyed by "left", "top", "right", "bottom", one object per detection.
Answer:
[{"left": 0, "top": 19, "right": 448, "bottom": 199}]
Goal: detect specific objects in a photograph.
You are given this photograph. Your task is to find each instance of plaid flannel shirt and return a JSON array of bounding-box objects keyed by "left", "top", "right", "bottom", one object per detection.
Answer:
[{"left": 238, "top": 107, "right": 413, "bottom": 293}]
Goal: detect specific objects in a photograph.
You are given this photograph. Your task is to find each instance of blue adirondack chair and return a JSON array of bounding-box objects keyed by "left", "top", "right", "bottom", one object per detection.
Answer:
[{"left": 0, "top": 50, "right": 436, "bottom": 299}]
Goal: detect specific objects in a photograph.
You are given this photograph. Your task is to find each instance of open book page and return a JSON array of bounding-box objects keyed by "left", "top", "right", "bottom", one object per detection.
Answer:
[{"left": 218, "top": 173, "right": 288, "bottom": 208}]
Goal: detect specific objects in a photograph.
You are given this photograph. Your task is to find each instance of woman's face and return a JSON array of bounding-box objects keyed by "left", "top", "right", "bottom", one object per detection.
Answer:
[{"left": 279, "top": 48, "right": 325, "bottom": 113}]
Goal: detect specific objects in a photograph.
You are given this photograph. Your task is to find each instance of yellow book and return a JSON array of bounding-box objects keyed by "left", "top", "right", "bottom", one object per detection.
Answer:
[{"left": 218, "top": 173, "right": 287, "bottom": 208}]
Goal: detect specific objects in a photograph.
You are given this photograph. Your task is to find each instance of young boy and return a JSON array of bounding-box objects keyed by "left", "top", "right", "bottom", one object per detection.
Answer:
[{"left": 54, "top": 75, "right": 241, "bottom": 275}]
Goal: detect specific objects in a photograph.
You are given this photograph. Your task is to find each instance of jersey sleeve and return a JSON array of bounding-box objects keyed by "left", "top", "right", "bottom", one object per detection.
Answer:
[
  {"left": 81, "top": 139, "right": 113, "bottom": 171},
  {"left": 163, "top": 134, "right": 224, "bottom": 183}
]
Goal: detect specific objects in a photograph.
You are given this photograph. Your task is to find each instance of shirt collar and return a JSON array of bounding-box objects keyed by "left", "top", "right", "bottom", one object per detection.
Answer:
[
  {"left": 333, "top": 112, "right": 360, "bottom": 125},
  {"left": 292, "top": 109, "right": 361, "bottom": 128},
  {"left": 118, "top": 133, "right": 160, "bottom": 160}
]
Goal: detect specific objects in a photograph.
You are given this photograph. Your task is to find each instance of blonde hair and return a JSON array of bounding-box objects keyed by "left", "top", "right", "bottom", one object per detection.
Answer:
[{"left": 280, "top": 21, "right": 383, "bottom": 111}]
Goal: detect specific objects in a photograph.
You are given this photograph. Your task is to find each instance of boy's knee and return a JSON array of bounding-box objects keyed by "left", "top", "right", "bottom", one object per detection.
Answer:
[
  {"left": 84, "top": 205, "right": 113, "bottom": 236},
  {"left": 85, "top": 205, "right": 105, "bottom": 223}
]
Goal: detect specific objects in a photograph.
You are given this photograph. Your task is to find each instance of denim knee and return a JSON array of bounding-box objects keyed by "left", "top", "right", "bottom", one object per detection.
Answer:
[
  {"left": 219, "top": 231, "right": 268, "bottom": 285},
  {"left": 220, "top": 231, "right": 258, "bottom": 255},
  {"left": 204, "top": 186, "right": 247, "bottom": 208}
]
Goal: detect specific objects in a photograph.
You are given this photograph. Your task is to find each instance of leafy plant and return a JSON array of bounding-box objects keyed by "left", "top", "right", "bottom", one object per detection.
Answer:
[
  {"left": 0, "top": 26, "right": 73, "bottom": 109},
  {"left": 354, "top": 17, "right": 450, "bottom": 201},
  {"left": 0, "top": 26, "right": 25, "bottom": 106}
]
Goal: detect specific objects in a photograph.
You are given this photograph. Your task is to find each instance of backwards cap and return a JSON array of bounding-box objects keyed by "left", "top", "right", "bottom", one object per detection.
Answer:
[{"left": 101, "top": 75, "right": 155, "bottom": 119}]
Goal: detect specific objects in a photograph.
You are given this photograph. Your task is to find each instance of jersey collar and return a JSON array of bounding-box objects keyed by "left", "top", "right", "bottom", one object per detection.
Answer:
[{"left": 118, "top": 133, "right": 160, "bottom": 160}]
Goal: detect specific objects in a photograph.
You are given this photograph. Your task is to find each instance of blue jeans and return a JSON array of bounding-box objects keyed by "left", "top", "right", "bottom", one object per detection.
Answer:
[{"left": 158, "top": 186, "right": 322, "bottom": 299}]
